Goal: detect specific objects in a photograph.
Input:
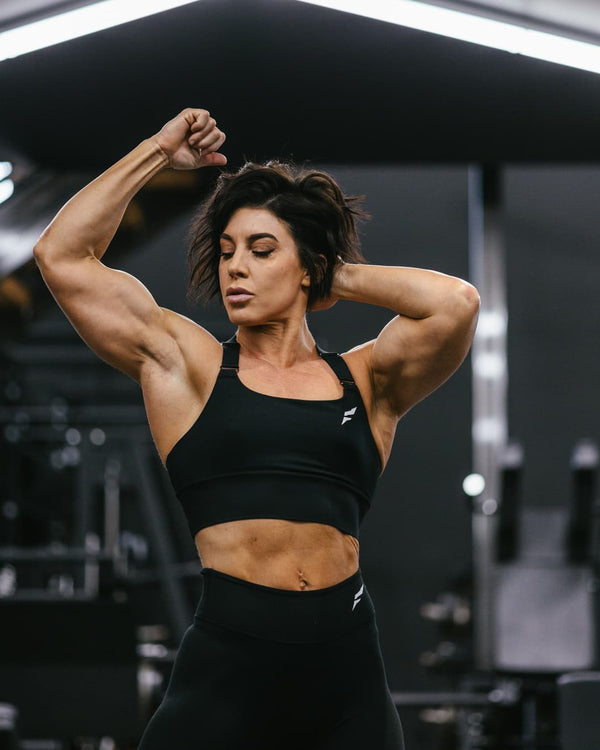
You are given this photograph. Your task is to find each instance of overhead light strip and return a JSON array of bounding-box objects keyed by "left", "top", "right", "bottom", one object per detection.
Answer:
[
  {"left": 0, "top": 162, "right": 14, "bottom": 206},
  {"left": 295, "top": 0, "right": 600, "bottom": 75},
  {"left": 0, "top": 0, "right": 201, "bottom": 62}
]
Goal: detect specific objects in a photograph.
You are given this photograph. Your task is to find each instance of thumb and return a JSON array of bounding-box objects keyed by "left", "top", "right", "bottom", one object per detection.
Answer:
[{"left": 201, "top": 152, "right": 228, "bottom": 167}]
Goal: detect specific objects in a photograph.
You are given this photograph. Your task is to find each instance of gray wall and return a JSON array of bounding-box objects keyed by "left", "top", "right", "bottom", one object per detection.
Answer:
[{"left": 506, "top": 167, "right": 600, "bottom": 507}]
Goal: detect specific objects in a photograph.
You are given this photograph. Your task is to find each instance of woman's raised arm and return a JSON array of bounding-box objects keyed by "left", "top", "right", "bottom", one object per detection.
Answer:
[
  {"left": 334, "top": 263, "right": 480, "bottom": 418},
  {"left": 33, "top": 108, "right": 226, "bottom": 381}
]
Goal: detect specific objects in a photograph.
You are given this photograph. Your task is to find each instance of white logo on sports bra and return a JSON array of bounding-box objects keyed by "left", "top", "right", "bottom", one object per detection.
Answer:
[
  {"left": 352, "top": 583, "right": 364, "bottom": 611},
  {"left": 341, "top": 407, "right": 357, "bottom": 425}
]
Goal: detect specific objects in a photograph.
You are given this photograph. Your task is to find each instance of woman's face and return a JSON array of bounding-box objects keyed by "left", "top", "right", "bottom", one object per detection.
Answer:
[{"left": 218, "top": 207, "right": 311, "bottom": 326}]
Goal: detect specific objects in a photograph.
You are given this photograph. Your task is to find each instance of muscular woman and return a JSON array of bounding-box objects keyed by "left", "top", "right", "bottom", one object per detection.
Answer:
[{"left": 34, "top": 108, "right": 480, "bottom": 749}]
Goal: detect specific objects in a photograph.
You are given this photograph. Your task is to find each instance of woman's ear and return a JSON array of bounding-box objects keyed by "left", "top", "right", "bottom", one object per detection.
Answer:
[{"left": 301, "top": 269, "right": 311, "bottom": 289}]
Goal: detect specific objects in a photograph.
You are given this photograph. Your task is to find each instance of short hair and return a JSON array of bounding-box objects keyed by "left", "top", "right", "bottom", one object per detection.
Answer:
[{"left": 186, "top": 161, "right": 368, "bottom": 308}]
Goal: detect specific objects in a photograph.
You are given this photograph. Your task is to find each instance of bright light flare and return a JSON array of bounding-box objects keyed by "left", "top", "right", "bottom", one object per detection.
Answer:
[{"left": 463, "top": 473, "right": 486, "bottom": 497}]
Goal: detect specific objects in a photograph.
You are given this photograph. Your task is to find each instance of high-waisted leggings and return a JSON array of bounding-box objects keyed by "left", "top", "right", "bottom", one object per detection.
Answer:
[{"left": 138, "top": 567, "right": 405, "bottom": 749}]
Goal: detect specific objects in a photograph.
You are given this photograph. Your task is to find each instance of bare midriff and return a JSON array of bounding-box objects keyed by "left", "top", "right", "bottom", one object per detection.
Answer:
[{"left": 195, "top": 519, "right": 360, "bottom": 591}]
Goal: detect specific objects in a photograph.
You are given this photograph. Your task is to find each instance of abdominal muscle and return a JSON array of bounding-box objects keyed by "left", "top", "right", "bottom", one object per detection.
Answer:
[{"left": 195, "top": 518, "right": 360, "bottom": 591}]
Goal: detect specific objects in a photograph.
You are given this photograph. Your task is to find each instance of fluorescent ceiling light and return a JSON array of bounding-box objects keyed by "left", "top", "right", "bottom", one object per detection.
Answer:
[
  {"left": 296, "top": 0, "right": 600, "bottom": 75},
  {"left": 0, "top": 163, "right": 14, "bottom": 206},
  {"left": 0, "top": 180, "right": 14, "bottom": 206},
  {"left": 0, "top": 0, "right": 201, "bottom": 62},
  {"left": 0, "top": 162, "right": 13, "bottom": 181}
]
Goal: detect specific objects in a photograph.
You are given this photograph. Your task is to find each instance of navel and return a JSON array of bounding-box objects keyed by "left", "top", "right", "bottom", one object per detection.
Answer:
[{"left": 298, "top": 570, "right": 309, "bottom": 590}]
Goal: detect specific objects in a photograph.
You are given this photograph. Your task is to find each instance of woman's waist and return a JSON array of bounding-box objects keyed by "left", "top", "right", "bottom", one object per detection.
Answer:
[
  {"left": 194, "top": 565, "right": 374, "bottom": 643},
  {"left": 195, "top": 518, "right": 360, "bottom": 591}
]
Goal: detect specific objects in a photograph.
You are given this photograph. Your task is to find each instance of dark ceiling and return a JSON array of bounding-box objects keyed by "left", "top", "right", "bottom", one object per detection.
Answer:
[{"left": 2, "top": 0, "right": 600, "bottom": 170}]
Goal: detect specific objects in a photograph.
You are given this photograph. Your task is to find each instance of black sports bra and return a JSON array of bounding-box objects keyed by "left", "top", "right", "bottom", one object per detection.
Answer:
[{"left": 165, "top": 337, "right": 382, "bottom": 539}]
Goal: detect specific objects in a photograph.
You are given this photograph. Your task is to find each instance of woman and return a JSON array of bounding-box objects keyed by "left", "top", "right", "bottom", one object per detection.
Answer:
[{"left": 34, "top": 108, "right": 479, "bottom": 749}]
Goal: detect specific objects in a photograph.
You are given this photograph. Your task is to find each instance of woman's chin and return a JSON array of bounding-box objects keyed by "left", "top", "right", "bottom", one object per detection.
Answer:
[
  {"left": 226, "top": 309, "right": 261, "bottom": 326},
  {"left": 225, "top": 302, "right": 300, "bottom": 328}
]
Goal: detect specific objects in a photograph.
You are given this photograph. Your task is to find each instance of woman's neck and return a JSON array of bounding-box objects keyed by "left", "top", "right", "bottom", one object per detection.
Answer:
[{"left": 235, "top": 319, "right": 316, "bottom": 368}]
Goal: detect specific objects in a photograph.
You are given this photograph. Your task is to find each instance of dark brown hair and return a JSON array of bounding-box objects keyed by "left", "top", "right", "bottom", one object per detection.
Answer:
[{"left": 187, "top": 161, "right": 368, "bottom": 307}]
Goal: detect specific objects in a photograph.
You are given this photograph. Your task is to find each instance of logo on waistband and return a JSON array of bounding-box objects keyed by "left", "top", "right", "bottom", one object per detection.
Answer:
[
  {"left": 352, "top": 583, "right": 364, "bottom": 611},
  {"left": 342, "top": 406, "right": 357, "bottom": 425}
]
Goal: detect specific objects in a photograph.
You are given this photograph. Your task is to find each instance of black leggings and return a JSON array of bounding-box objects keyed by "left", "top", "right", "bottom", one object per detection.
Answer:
[{"left": 138, "top": 568, "right": 405, "bottom": 749}]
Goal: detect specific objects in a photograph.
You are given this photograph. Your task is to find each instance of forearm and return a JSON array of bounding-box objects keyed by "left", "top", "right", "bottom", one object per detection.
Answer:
[
  {"left": 34, "top": 138, "right": 168, "bottom": 264},
  {"left": 333, "top": 263, "right": 478, "bottom": 320}
]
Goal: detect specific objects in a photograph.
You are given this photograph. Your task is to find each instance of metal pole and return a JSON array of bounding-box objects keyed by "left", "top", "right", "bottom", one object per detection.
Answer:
[
  {"left": 104, "top": 455, "right": 124, "bottom": 568},
  {"left": 75, "top": 438, "right": 94, "bottom": 592},
  {"left": 468, "top": 164, "right": 508, "bottom": 670}
]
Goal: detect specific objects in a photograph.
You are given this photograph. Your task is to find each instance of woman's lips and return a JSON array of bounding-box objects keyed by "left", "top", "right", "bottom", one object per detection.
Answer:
[{"left": 226, "top": 289, "right": 253, "bottom": 303}]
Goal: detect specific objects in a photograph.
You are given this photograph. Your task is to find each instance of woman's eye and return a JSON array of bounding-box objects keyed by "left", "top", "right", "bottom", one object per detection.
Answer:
[
  {"left": 219, "top": 251, "right": 233, "bottom": 260},
  {"left": 253, "top": 249, "right": 274, "bottom": 258}
]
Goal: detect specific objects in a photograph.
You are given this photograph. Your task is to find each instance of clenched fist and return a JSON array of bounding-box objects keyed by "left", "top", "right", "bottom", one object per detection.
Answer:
[{"left": 151, "top": 108, "right": 227, "bottom": 170}]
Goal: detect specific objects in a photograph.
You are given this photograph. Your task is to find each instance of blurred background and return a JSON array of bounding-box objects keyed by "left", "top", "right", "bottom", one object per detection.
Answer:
[{"left": 1, "top": 1, "right": 600, "bottom": 748}]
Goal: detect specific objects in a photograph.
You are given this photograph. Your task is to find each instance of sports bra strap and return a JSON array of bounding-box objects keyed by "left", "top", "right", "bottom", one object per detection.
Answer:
[
  {"left": 220, "top": 337, "right": 356, "bottom": 388},
  {"left": 316, "top": 346, "right": 357, "bottom": 387},
  {"left": 220, "top": 336, "right": 240, "bottom": 372}
]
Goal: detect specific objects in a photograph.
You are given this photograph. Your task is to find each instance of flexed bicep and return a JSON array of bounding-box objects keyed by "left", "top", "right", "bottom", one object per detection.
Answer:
[{"left": 33, "top": 108, "right": 227, "bottom": 380}]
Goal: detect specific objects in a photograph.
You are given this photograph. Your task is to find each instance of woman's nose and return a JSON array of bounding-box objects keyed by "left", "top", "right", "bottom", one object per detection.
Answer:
[{"left": 228, "top": 249, "right": 248, "bottom": 277}]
